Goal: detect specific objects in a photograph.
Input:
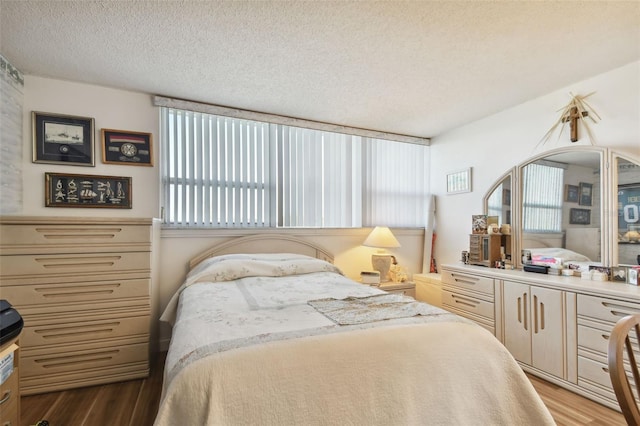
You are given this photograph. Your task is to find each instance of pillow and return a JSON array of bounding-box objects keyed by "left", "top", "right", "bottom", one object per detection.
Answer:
[
  {"left": 188, "top": 253, "right": 315, "bottom": 280},
  {"left": 186, "top": 254, "right": 342, "bottom": 287}
]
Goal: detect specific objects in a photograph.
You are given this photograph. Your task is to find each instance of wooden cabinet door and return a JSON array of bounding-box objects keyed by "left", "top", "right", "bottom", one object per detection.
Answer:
[
  {"left": 503, "top": 281, "right": 532, "bottom": 365},
  {"left": 531, "top": 286, "right": 564, "bottom": 378}
]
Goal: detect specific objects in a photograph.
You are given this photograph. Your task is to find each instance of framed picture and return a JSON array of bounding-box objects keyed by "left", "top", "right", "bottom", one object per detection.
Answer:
[
  {"left": 102, "top": 129, "right": 153, "bottom": 166},
  {"left": 578, "top": 182, "right": 593, "bottom": 206},
  {"left": 472, "top": 214, "right": 487, "bottom": 234},
  {"left": 564, "top": 184, "right": 579, "bottom": 202},
  {"left": 612, "top": 267, "right": 628, "bottom": 283},
  {"left": 32, "top": 111, "right": 94, "bottom": 166},
  {"left": 502, "top": 189, "right": 511, "bottom": 205},
  {"left": 569, "top": 208, "right": 591, "bottom": 225},
  {"left": 45, "top": 172, "right": 132, "bottom": 208},
  {"left": 629, "top": 268, "right": 639, "bottom": 286},
  {"left": 446, "top": 168, "right": 471, "bottom": 194}
]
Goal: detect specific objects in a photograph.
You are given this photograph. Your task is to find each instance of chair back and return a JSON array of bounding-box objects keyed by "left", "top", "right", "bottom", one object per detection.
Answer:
[{"left": 608, "top": 314, "right": 640, "bottom": 425}]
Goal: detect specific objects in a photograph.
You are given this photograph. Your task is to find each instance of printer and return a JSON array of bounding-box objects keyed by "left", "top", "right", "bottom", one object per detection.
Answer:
[{"left": 0, "top": 300, "right": 23, "bottom": 345}]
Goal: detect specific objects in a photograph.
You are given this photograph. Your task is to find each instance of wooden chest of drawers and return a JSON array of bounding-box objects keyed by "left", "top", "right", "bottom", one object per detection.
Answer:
[{"left": 0, "top": 216, "right": 155, "bottom": 395}]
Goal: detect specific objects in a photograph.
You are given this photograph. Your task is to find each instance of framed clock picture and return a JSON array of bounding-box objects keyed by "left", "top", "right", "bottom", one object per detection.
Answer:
[{"left": 102, "top": 129, "right": 153, "bottom": 166}]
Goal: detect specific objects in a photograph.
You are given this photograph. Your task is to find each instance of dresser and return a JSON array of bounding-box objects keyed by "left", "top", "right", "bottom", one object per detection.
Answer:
[
  {"left": 0, "top": 335, "right": 20, "bottom": 426},
  {"left": 0, "top": 216, "right": 156, "bottom": 395},
  {"left": 440, "top": 263, "right": 640, "bottom": 412}
]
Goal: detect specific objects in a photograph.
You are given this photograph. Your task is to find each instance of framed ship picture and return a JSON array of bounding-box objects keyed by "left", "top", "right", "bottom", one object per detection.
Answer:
[{"left": 32, "top": 111, "right": 95, "bottom": 166}]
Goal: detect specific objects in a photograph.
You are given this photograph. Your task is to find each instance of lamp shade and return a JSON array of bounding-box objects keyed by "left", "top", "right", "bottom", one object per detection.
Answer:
[{"left": 363, "top": 226, "right": 400, "bottom": 249}]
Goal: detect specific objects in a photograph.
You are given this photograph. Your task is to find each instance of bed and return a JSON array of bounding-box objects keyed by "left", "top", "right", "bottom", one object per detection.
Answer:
[
  {"left": 155, "top": 234, "right": 555, "bottom": 425},
  {"left": 523, "top": 231, "right": 597, "bottom": 271}
]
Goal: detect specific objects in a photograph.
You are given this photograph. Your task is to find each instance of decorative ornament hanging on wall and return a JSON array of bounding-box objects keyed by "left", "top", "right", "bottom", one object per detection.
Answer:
[{"left": 537, "top": 92, "right": 601, "bottom": 149}]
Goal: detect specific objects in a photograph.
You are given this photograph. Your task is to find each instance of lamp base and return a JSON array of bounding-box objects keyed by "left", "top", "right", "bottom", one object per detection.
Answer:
[{"left": 371, "top": 254, "right": 392, "bottom": 283}]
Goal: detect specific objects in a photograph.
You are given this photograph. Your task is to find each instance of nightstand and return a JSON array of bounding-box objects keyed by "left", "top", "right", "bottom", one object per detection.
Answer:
[{"left": 378, "top": 282, "right": 416, "bottom": 298}]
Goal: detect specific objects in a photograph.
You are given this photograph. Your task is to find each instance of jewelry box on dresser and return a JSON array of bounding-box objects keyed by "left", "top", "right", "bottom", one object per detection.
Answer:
[{"left": 0, "top": 216, "right": 158, "bottom": 395}]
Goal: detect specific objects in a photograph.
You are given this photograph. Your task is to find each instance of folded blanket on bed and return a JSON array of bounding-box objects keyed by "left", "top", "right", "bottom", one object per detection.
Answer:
[{"left": 309, "top": 293, "right": 447, "bottom": 325}]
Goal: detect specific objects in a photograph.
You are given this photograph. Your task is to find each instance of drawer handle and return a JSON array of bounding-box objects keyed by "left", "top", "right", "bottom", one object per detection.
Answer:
[
  {"left": 0, "top": 390, "right": 11, "bottom": 405},
  {"left": 611, "top": 310, "right": 635, "bottom": 318},
  {"left": 453, "top": 277, "right": 478, "bottom": 286},
  {"left": 451, "top": 295, "right": 479, "bottom": 309},
  {"left": 602, "top": 366, "right": 610, "bottom": 374},
  {"left": 602, "top": 302, "right": 636, "bottom": 318}
]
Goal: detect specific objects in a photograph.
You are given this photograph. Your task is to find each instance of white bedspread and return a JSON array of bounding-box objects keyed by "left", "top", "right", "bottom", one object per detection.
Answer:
[{"left": 156, "top": 255, "right": 555, "bottom": 426}]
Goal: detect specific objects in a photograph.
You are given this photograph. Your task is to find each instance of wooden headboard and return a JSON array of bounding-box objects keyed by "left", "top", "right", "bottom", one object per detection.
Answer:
[
  {"left": 522, "top": 232, "right": 564, "bottom": 249},
  {"left": 188, "top": 234, "right": 334, "bottom": 269}
]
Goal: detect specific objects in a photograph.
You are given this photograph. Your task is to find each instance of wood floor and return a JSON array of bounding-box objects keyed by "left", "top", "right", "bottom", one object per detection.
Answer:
[{"left": 21, "top": 353, "right": 626, "bottom": 426}]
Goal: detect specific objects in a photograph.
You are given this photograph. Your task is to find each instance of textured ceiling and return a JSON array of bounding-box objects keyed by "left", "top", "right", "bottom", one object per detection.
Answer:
[{"left": 1, "top": 1, "right": 639, "bottom": 138}]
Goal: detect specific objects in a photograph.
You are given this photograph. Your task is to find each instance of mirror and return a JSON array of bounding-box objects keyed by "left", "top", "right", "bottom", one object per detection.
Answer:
[
  {"left": 484, "top": 147, "right": 640, "bottom": 269},
  {"left": 616, "top": 156, "right": 640, "bottom": 266},
  {"left": 520, "top": 150, "right": 602, "bottom": 265},
  {"left": 484, "top": 170, "right": 513, "bottom": 263}
]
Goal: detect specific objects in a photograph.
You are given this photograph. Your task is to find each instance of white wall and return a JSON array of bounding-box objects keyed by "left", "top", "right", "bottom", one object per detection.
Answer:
[
  {"left": 21, "top": 76, "right": 160, "bottom": 218},
  {"left": 429, "top": 61, "right": 640, "bottom": 268}
]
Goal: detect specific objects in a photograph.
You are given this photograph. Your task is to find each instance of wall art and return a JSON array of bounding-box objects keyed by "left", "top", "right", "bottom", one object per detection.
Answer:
[
  {"left": 33, "top": 111, "right": 94, "bottom": 166},
  {"left": 102, "top": 128, "right": 153, "bottom": 166},
  {"left": 45, "top": 172, "right": 131, "bottom": 208},
  {"left": 569, "top": 208, "right": 591, "bottom": 225},
  {"left": 578, "top": 182, "right": 593, "bottom": 206}
]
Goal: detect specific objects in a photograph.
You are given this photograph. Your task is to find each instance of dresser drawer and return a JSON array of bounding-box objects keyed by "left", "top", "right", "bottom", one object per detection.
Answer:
[
  {"left": 442, "top": 289, "right": 495, "bottom": 320},
  {"left": 0, "top": 223, "right": 151, "bottom": 253},
  {"left": 0, "top": 251, "right": 150, "bottom": 279},
  {"left": 22, "top": 315, "right": 149, "bottom": 348},
  {"left": 441, "top": 270, "right": 494, "bottom": 297},
  {"left": 578, "top": 355, "right": 616, "bottom": 392},
  {"left": 0, "top": 367, "right": 19, "bottom": 426},
  {"left": 577, "top": 294, "right": 640, "bottom": 324},
  {"left": 578, "top": 324, "right": 611, "bottom": 354},
  {"left": 1, "top": 278, "right": 149, "bottom": 308},
  {"left": 21, "top": 359, "right": 148, "bottom": 396},
  {"left": 21, "top": 341, "right": 148, "bottom": 379}
]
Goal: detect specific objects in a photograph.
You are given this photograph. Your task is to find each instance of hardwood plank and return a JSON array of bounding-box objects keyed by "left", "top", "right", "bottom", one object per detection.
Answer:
[
  {"left": 84, "top": 380, "right": 142, "bottom": 425},
  {"left": 527, "top": 373, "right": 626, "bottom": 426},
  {"left": 20, "top": 391, "right": 61, "bottom": 426},
  {"left": 129, "top": 352, "right": 166, "bottom": 426},
  {"left": 40, "top": 385, "right": 102, "bottom": 425}
]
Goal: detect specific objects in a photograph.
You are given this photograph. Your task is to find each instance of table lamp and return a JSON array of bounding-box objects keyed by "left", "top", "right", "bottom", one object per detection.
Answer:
[{"left": 363, "top": 226, "right": 400, "bottom": 282}]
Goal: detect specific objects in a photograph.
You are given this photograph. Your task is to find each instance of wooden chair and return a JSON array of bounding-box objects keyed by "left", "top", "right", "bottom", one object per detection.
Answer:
[{"left": 608, "top": 314, "right": 640, "bottom": 425}]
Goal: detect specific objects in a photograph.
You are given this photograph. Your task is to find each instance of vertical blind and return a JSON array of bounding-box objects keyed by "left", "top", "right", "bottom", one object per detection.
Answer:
[
  {"left": 161, "top": 107, "right": 430, "bottom": 228},
  {"left": 522, "top": 163, "right": 564, "bottom": 232}
]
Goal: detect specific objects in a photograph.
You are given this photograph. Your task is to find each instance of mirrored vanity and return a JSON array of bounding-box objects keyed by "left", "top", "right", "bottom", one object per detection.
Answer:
[
  {"left": 439, "top": 146, "right": 640, "bottom": 412},
  {"left": 482, "top": 147, "right": 639, "bottom": 269}
]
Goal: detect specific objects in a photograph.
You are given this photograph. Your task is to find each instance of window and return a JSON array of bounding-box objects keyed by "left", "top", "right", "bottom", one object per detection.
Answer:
[
  {"left": 522, "top": 163, "right": 564, "bottom": 232},
  {"left": 160, "top": 107, "right": 429, "bottom": 228}
]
